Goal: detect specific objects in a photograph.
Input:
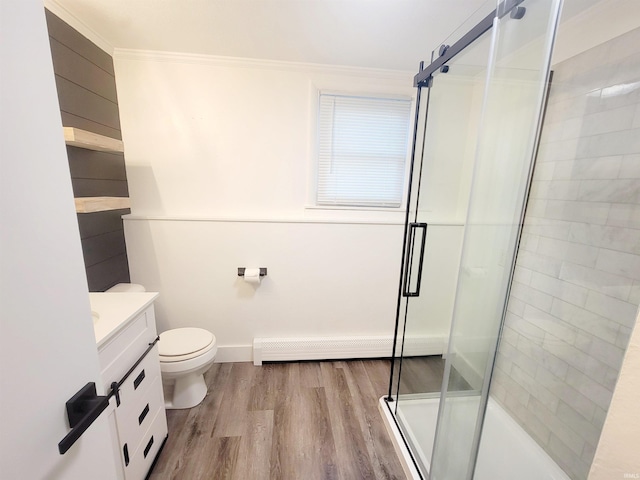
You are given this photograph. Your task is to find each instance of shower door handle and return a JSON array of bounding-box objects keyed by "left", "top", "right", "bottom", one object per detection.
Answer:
[{"left": 403, "top": 222, "right": 428, "bottom": 297}]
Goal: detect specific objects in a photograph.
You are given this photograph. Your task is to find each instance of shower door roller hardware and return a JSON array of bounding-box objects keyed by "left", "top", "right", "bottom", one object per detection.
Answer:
[
  {"left": 58, "top": 382, "right": 109, "bottom": 454},
  {"left": 402, "top": 222, "right": 428, "bottom": 297}
]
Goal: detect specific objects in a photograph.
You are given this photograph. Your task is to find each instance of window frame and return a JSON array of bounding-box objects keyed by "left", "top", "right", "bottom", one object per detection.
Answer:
[{"left": 308, "top": 88, "right": 415, "bottom": 213}]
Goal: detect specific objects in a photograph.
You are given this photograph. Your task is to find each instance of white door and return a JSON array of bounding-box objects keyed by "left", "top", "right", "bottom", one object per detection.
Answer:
[{"left": 0, "top": 1, "right": 118, "bottom": 479}]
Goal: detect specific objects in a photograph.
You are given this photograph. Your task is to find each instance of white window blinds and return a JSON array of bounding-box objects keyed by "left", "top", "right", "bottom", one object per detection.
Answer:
[{"left": 317, "top": 93, "right": 412, "bottom": 208}]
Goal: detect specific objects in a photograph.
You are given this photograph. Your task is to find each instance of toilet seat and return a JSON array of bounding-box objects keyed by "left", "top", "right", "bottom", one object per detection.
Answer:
[{"left": 159, "top": 327, "right": 216, "bottom": 363}]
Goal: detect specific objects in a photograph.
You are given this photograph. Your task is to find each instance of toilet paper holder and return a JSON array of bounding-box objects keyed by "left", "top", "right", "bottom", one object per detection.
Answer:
[{"left": 237, "top": 267, "right": 267, "bottom": 277}]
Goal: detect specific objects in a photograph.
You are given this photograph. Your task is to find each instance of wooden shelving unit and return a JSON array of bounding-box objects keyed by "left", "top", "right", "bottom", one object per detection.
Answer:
[
  {"left": 75, "top": 197, "right": 131, "bottom": 214},
  {"left": 63, "top": 127, "right": 130, "bottom": 214},
  {"left": 64, "top": 127, "right": 124, "bottom": 153}
]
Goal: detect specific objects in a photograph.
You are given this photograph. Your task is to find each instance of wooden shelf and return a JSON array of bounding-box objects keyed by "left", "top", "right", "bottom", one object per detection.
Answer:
[
  {"left": 75, "top": 197, "right": 130, "bottom": 213},
  {"left": 64, "top": 127, "right": 124, "bottom": 153}
]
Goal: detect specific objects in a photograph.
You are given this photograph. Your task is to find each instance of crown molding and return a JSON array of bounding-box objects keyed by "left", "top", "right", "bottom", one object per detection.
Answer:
[
  {"left": 44, "top": 0, "right": 114, "bottom": 55},
  {"left": 113, "top": 48, "right": 414, "bottom": 81}
]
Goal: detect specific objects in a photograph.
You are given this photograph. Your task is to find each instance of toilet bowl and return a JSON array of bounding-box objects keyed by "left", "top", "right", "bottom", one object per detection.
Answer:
[
  {"left": 158, "top": 327, "right": 217, "bottom": 409},
  {"left": 107, "top": 283, "right": 217, "bottom": 409}
]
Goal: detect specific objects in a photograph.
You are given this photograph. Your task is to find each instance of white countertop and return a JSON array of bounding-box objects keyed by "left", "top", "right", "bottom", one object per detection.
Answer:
[{"left": 90, "top": 292, "right": 159, "bottom": 347}]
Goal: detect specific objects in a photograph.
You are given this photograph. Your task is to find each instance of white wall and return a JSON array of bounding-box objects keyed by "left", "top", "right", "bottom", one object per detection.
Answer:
[{"left": 115, "top": 51, "right": 467, "bottom": 361}]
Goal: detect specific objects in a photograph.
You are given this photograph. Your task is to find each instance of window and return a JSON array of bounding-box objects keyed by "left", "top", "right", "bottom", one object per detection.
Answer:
[{"left": 316, "top": 93, "right": 412, "bottom": 208}]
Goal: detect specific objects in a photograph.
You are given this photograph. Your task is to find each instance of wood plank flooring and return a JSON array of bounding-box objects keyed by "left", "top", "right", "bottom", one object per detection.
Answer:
[{"left": 149, "top": 359, "right": 410, "bottom": 480}]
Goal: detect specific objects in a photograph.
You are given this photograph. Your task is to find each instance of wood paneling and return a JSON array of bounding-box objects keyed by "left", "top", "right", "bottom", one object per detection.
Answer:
[
  {"left": 72, "top": 179, "right": 129, "bottom": 198},
  {"left": 61, "top": 112, "right": 122, "bottom": 140},
  {"left": 77, "top": 209, "right": 130, "bottom": 238},
  {"left": 67, "top": 148, "right": 127, "bottom": 180},
  {"left": 45, "top": 9, "right": 114, "bottom": 75},
  {"left": 54, "top": 76, "right": 121, "bottom": 131},
  {"left": 49, "top": 38, "right": 118, "bottom": 102},
  {"left": 86, "top": 253, "right": 130, "bottom": 292},
  {"left": 149, "top": 360, "right": 408, "bottom": 480},
  {"left": 46, "top": 9, "right": 131, "bottom": 291},
  {"left": 82, "top": 229, "right": 127, "bottom": 267}
]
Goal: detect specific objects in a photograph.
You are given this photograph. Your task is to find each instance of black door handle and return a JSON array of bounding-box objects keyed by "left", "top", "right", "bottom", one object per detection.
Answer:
[
  {"left": 402, "top": 222, "right": 428, "bottom": 297},
  {"left": 58, "top": 382, "right": 109, "bottom": 454}
]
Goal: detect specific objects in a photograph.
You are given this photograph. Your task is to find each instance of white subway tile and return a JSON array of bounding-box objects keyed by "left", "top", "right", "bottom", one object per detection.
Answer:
[
  {"left": 507, "top": 297, "right": 526, "bottom": 316},
  {"left": 629, "top": 281, "right": 640, "bottom": 304},
  {"left": 556, "top": 400, "right": 601, "bottom": 446},
  {"left": 592, "top": 406, "right": 608, "bottom": 430},
  {"left": 616, "top": 325, "right": 633, "bottom": 349},
  {"left": 551, "top": 298, "right": 620, "bottom": 345},
  {"left": 533, "top": 161, "right": 556, "bottom": 180},
  {"left": 578, "top": 127, "right": 640, "bottom": 158},
  {"left": 561, "top": 117, "right": 585, "bottom": 140},
  {"left": 606, "top": 203, "right": 640, "bottom": 230},
  {"left": 524, "top": 217, "right": 572, "bottom": 241},
  {"left": 530, "top": 271, "right": 588, "bottom": 307},
  {"left": 506, "top": 311, "right": 545, "bottom": 344},
  {"left": 529, "top": 397, "right": 584, "bottom": 455},
  {"left": 528, "top": 180, "right": 550, "bottom": 199},
  {"left": 542, "top": 138, "right": 581, "bottom": 162},
  {"left": 587, "top": 336, "right": 625, "bottom": 370},
  {"left": 545, "top": 200, "right": 610, "bottom": 225},
  {"left": 570, "top": 156, "right": 622, "bottom": 180},
  {"left": 542, "top": 333, "right": 592, "bottom": 375},
  {"left": 500, "top": 325, "right": 520, "bottom": 347},
  {"left": 565, "top": 367, "right": 613, "bottom": 410},
  {"left": 517, "top": 250, "right": 563, "bottom": 277},
  {"left": 513, "top": 266, "right": 533, "bottom": 285},
  {"left": 510, "top": 281, "right": 554, "bottom": 312},
  {"left": 568, "top": 223, "right": 640, "bottom": 254},
  {"left": 560, "top": 262, "right": 631, "bottom": 300},
  {"left": 577, "top": 179, "right": 640, "bottom": 203},
  {"left": 602, "top": 366, "right": 620, "bottom": 391},
  {"left": 595, "top": 248, "right": 640, "bottom": 281},
  {"left": 511, "top": 364, "right": 560, "bottom": 412},
  {"left": 547, "top": 180, "right": 581, "bottom": 200},
  {"left": 619, "top": 153, "right": 640, "bottom": 178},
  {"left": 581, "top": 104, "right": 636, "bottom": 136},
  {"left": 535, "top": 367, "right": 597, "bottom": 420},
  {"left": 519, "top": 233, "right": 540, "bottom": 253},
  {"left": 516, "top": 334, "right": 569, "bottom": 379},
  {"left": 502, "top": 393, "right": 551, "bottom": 447},
  {"left": 552, "top": 161, "right": 574, "bottom": 180},
  {"left": 633, "top": 103, "right": 640, "bottom": 129},
  {"left": 524, "top": 305, "right": 579, "bottom": 346},
  {"left": 581, "top": 441, "right": 598, "bottom": 465},
  {"left": 540, "top": 120, "right": 565, "bottom": 142},
  {"left": 584, "top": 290, "right": 639, "bottom": 328}
]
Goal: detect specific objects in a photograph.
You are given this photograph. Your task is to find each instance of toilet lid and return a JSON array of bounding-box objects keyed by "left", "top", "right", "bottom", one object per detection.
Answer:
[{"left": 158, "top": 328, "right": 215, "bottom": 357}]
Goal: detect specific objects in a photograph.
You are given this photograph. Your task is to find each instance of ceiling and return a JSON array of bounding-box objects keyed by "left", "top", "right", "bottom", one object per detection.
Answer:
[{"left": 53, "top": 0, "right": 604, "bottom": 71}]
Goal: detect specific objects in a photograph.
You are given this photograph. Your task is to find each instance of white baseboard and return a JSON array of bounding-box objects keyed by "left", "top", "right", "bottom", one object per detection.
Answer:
[{"left": 252, "top": 335, "right": 446, "bottom": 366}]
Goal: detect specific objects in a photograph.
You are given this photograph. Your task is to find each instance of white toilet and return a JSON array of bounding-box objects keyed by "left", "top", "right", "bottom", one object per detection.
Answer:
[{"left": 107, "top": 283, "right": 217, "bottom": 409}]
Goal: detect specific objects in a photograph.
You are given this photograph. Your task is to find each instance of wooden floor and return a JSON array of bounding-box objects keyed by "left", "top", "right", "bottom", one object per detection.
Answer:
[{"left": 150, "top": 359, "right": 410, "bottom": 480}]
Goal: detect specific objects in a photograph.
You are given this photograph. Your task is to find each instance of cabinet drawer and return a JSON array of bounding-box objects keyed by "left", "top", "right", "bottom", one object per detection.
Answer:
[
  {"left": 100, "top": 307, "right": 157, "bottom": 386},
  {"left": 116, "top": 344, "right": 162, "bottom": 407},
  {"left": 122, "top": 407, "right": 168, "bottom": 480},
  {"left": 117, "top": 373, "right": 164, "bottom": 455}
]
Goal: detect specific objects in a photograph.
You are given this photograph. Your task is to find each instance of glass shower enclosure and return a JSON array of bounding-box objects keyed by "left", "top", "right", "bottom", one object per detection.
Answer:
[{"left": 386, "top": 0, "right": 564, "bottom": 478}]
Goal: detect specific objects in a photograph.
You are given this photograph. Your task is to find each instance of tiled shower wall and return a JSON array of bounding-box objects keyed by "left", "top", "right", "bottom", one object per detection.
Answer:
[{"left": 491, "top": 27, "right": 640, "bottom": 479}]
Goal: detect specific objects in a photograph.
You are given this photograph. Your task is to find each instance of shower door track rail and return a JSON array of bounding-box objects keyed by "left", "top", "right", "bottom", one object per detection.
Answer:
[{"left": 413, "top": 0, "right": 525, "bottom": 87}]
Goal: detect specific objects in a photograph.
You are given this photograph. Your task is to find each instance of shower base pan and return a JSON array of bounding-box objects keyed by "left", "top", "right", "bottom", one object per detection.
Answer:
[{"left": 379, "top": 396, "right": 570, "bottom": 480}]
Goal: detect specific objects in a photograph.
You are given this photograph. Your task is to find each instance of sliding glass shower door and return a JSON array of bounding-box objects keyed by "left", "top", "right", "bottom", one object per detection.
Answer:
[{"left": 388, "top": 0, "right": 563, "bottom": 478}]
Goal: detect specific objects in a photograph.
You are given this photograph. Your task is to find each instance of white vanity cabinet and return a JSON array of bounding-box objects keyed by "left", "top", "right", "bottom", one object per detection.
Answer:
[{"left": 91, "top": 293, "right": 168, "bottom": 480}]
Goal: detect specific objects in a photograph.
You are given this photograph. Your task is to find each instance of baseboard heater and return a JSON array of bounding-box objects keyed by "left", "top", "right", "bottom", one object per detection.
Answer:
[{"left": 252, "top": 335, "right": 446, "bottom": 366}]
